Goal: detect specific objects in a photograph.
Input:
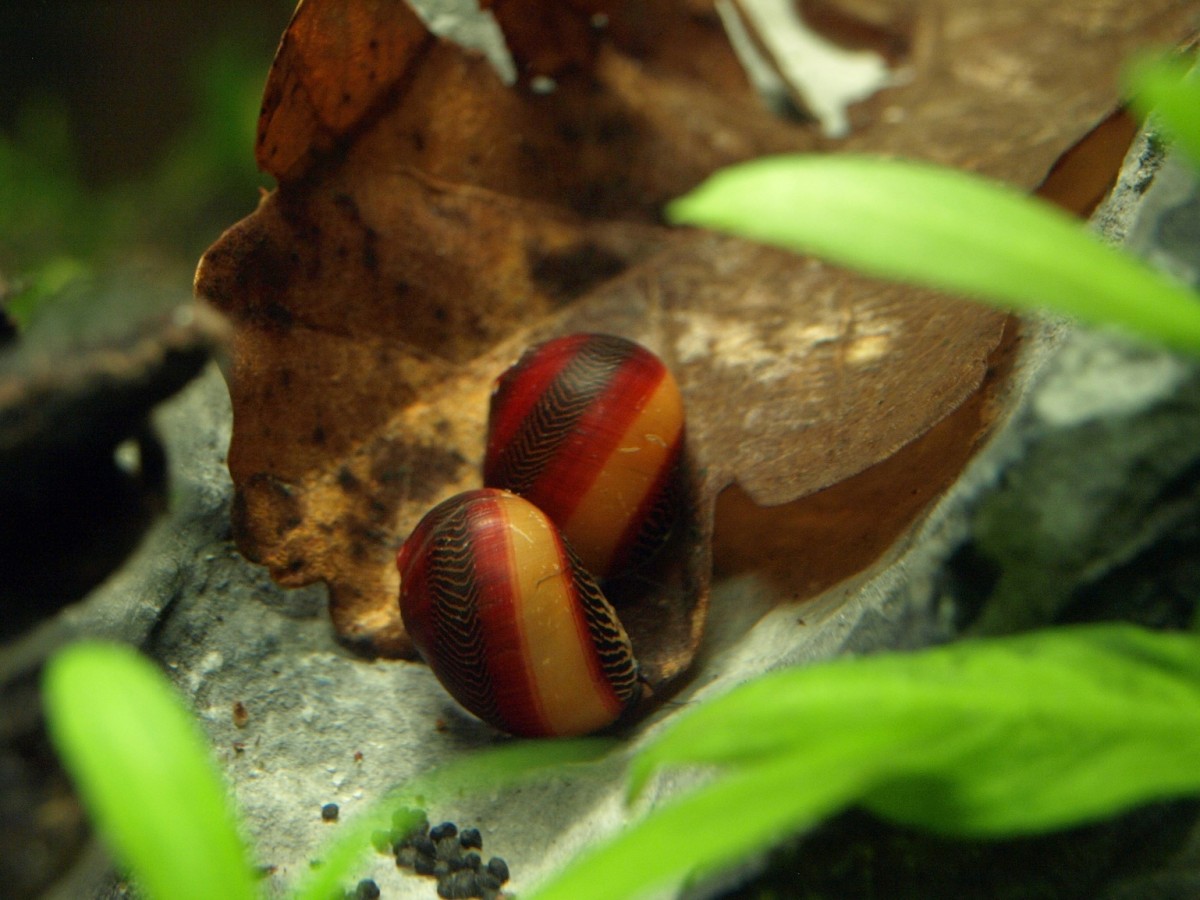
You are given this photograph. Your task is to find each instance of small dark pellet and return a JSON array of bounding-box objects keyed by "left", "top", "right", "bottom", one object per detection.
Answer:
[
  {"left": 321, "top": 803, "right": 340, "bottom": 822},
  {"left": 429, "top": 821, "right": 458, "bottom": 842},
  {"left": 458, "top": 827, "right": 483, "bottom": 850},
  {"left": 437, "top": 841, "right": 464, "bottom": 870},
  {"left": 461, "top": 851, "right": 482, "bottom": 871},
  {"left": 414, "top": 836, "right": 438, "bottom": 858},
  {"left": 355, "top": 879, "right": 381, "bottom": 899},
  {"left": 413, "top": 853, "right": 438, "bottom": 876},
  {"left": 477, "top": 871, "right": 502, "bottom": 892},
  {"left": 437, "top": 870, "right": 479, "bottom": 899},
  {"left": 486, "top": 857, "right": 509, "bottom": 884}
]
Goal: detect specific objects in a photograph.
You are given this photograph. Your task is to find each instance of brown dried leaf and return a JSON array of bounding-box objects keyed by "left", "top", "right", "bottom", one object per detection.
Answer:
[
  {"left": 195, "top": 0, "right": 1196, "bottom": 688},
  {"left": 810, "top": 0, "right": 1195, "bottom": 184},
  {"left": 712, "top": 317, "right": 1019, "bottom": 602},
  {"left": 256, "top": 0, "right": 433, "bottom": 183}
]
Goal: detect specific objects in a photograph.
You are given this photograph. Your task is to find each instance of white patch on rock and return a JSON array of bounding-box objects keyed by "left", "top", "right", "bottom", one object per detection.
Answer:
[{"left": 1034, "top": 332, "right": 1189, "bottom": 427}]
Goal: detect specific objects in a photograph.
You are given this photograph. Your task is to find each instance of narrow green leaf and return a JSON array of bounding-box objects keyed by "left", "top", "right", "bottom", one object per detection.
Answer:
[
  {"left": 634, "top": 625, "right": 1200, "bottom": 835},
  {"left": 42, "top": 642, "right": 256, "bottom": 900},
  {"left": 866, "top": 626, "right": 1200, "bottom": 834},
  {"left": 537, "top": 627, "right": 1200, "bottom": 900},
  {"left": 1124, "top": 53, "right": 1200, "bottom": 170},
  {"left": 668, "top": 154, "right": 1200, "bottom": 356},
  {"left": 293, "top": 738, "right": 617, "bottom": 900},
  {"left": 529, "top": 744, "right": 884, "bottom": 900}
]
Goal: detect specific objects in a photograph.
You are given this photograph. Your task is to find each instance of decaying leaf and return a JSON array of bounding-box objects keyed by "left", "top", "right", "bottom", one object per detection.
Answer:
[{"left": 195, "top": 0, "right": 1197, "bottom": 697}]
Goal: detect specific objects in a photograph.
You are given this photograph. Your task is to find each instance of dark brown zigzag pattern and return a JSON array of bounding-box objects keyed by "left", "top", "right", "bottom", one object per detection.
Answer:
[
  {"left": 425, "top": 504, "right": 503, "bottom": 729},
  {"left": 620, "top": 441, "right": 682, "bottom": 573},
  {"left": 563, "top": 541, "right": 639, "bottom": 705},
  {"left": 490, "top": 335, "right": 635, "bottom": 494}
]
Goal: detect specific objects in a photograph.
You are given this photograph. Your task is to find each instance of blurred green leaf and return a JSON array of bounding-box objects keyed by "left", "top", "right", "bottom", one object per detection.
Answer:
[
  {"left": 4, "top": 256, "right": 91, "bottom": 329},
  {"left": 530, "top": 744, "right": 886, "bottom": 900},
  {"left": 876, "top": 627, "right": 1200, "bottom": 833},
  {"left": 533, "top": 625, "right": 1200, "bottom": 899},
  {"left": 0, "top": 96, "right": 92, "bottom": 265},
  {"left": 0, "top": 36, "right": 267, "bottom": 273},
  {"left": 668, "top": 154, "right": 1200, "bottom": 356},
  {"left": 1125, "top": 53, "right": 1200, "bottom": 170},
  {"left": 43, "top": 642, "right": 256, "bottom": 900}
]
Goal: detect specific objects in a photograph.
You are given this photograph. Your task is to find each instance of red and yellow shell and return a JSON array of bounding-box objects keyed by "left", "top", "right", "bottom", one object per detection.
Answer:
[
  {"left": 484, "top": 333, "right": 684, "bottom": 580},
  {"left": 397, "top": 488, "right": 640, "bottom": 737}
]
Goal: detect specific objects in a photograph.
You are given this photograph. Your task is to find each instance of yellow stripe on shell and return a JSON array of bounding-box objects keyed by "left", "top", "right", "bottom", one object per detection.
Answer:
[
  {"left": 503, "top": 495, "right": 621, "bottom": 737},
  {"left": 562, "top": 372, "right": 684, "bottom": 576}
]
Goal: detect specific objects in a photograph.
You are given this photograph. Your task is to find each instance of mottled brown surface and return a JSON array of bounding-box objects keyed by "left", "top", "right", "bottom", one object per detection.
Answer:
[{"left": 195, "top": 0, "right": 1198, "bottom": 674}]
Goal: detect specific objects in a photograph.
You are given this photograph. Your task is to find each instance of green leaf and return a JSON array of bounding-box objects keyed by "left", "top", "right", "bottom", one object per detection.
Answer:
[
  {"left": 638, "top": 625, "right": 1200, "bottom": 833},
  {"left": 42, "top": 642, "right": 256, "bottom": 900},
  {"left": 533, "top": 626, "right": 1200, "bottom": 899},
  {"left": 4, "top": 256, "right": 91, "bottom": 330},
  {"left": 293, "top": 738, "right": 618, "bottom": 900},
  {"left": 530, "top": 744, "right": 885, "bottom": 900},
  {"left": 1124, "top": 53, "right": 1200, "bottom": 170},
  {"left": 866, "top": 625, "right": 1200, "bottom": 834},
  {"left": 667, "top": 154, "right": 1200, "bottom": 356}
]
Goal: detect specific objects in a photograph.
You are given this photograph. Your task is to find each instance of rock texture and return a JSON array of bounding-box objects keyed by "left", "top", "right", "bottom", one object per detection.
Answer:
[{"left": 0, "top": 267, "right": 228, "bottom": 639}]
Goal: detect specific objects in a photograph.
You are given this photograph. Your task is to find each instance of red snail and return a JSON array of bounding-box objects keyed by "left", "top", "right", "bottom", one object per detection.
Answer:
[
  {"left": 483, "top": 333, "right": 685, "bottom": 580},
  {"left": 397, "top": 488, "right": 641, "bottom": 737}
]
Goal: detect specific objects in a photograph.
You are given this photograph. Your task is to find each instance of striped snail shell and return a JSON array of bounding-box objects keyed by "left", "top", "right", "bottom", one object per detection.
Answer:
[
  {"left": 484, "top": 333, "right": 685, "bottom": 580},
  {"left": 397, "top": 488, "right": 640, "bottom": 737}
]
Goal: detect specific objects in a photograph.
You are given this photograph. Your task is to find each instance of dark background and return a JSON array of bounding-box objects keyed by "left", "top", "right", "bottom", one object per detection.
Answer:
[{"left": 0, "top": 1, "right": 294, "bottom": 271}]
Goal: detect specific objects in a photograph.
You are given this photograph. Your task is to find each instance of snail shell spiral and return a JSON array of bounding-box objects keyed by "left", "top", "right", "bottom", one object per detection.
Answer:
[
  {"left": 397, "top": 488, "right": 640, "bottom": 737},
  {"left": 484, "top": 333, "right": 684, "bottom": 580}
]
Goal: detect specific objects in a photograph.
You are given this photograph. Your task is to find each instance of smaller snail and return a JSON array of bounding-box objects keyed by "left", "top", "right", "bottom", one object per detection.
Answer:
[
  {"left": 484, "top": 333, "right": 684, "bottom": 580},
  {"left": 397, "top": 488, "right": 640, "bottom": 737}
]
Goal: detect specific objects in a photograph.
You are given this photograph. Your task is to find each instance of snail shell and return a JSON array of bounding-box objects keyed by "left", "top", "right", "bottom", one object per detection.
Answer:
[
  {"left": 397, "top": 488, "right": 640, "bottom": 737},
  {"left": 484, "top": 333, "right": 685, "bottom": 580}
]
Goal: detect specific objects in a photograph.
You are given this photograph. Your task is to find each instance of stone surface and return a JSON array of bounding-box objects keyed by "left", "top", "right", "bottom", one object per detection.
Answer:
[
  {"left": 0, "top": 266, "right": 229, "bottom": 638},
  {"left": 0, "top": 267, "right": 227, "bottom": 491},
  {"left": 951, "top": 140, "right": 1200, "bottom": 639}
]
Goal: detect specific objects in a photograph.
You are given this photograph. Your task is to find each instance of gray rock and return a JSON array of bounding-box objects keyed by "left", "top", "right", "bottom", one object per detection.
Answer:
[{"left": 952, "top": 140, "right": 1200, "bottom": 638}]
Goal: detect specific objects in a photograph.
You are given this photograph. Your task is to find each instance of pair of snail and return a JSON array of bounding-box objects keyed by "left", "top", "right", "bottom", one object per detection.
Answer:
[{"left": 397, "top": 334, "right": 686, "bottom": 737}]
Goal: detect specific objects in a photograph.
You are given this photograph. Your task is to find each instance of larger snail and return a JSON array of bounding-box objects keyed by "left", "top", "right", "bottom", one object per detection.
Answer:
[
  {"left": 484, "top": 333, "right": 685, "bottom": 579},
  {"left": 397, "top": 488, "right": 640, "bottom": 737}
]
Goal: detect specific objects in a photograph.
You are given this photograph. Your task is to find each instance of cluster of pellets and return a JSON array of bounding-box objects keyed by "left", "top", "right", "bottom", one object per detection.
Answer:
[{"left": 375, "top": 809, "right": 511, "bottom": 899}]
